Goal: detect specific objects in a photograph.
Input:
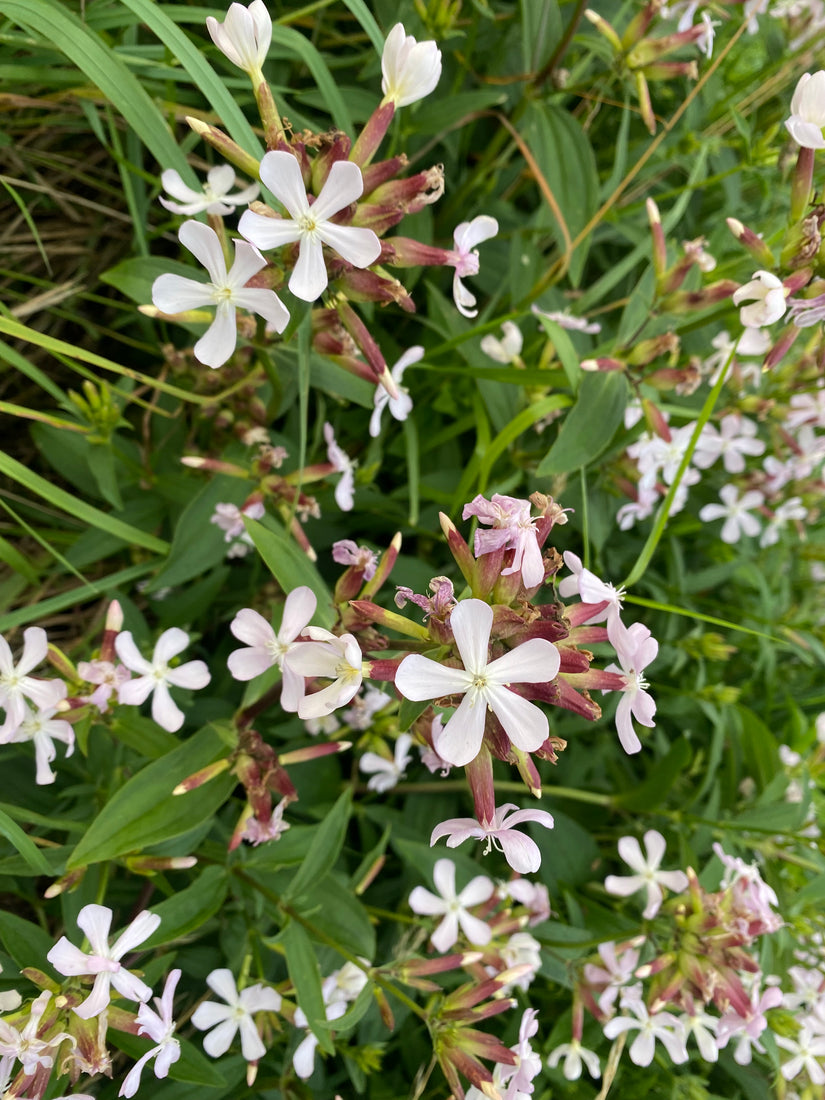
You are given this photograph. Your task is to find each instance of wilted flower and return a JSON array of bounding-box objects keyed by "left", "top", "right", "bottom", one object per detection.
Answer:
[
  {"left": 480, "top": 321, "right": 524, "bottom": 364},
  {"left": 732, "top": 270, "right": 788, "bottom": 328}
]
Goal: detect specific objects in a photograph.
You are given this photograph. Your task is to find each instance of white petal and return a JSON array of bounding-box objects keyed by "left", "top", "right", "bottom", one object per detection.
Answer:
[
  {"left": 487, "top": 637, "right": 559, "bottom": 685},
  {"left": 289, "top": 238, "right": 328, "bottom": 302},
  {"left": 238, "top": 209, "right": 302, "bottom": 250},
  {"left": 153, "top": 628, "right": 190, "bottom": 666},
  {"left": 454, "top": 215, "right": 498, "bottom": 253},
  {"left": 150, "top": 681, "right": 184, "bottom": 733},
  {"left": 202, "top": 1018, "right": 239, "bottom": 1058},
  {"left": 18, "top": 627, "right": 48, "bottom": 675},
  {"left": 152, "top": 273, "right": 213, "bottom": 314},
  {"left": 456, "top": 909, "right": 492, "bottom": 945},
  {"left": 206, "top": 969, "right": 240, "bottom": 1004},
  {"left": 226, "top": 239, "right": 267, "bottom": 289},
  {"left": 497, "top": 831, "right": 542, "bottom": 874},
  {"left": 642, "top": 829, "right": 666, "bottom": 870},
  {"left": 114, "top": 633, "right": 153, "bottom": 676},
  {"left": 617, "top": 835, "right": 647, "bottom": 874},
  {"left": 231, "top": 608, "right": 275, "bottom": 648},
  {"left": 76, "top": 903, "right": 113, "bottom": 955},
  {"left": 232, "top": 286, "right": 290, "bottom": 333},
  {"left": 259, "top": 150, "right": 309, "bottom": 219},
  {"left": 408, "top": 886, "right": 447, "bottom": 916},
  {"left": 317, "top": 223, "right": 381, "bottom": 269},
  {"left": 178, "top": 220, "right": 227, "bottom": 286},
  {"left": 111, "top": 910, "right": 161, "bottom": 957},
  {"left": 165, "top": 660, "right": 211, "bottom": 690},
  {"left": 432, "top": 692, "right": 486, "bottom": 767},
  {"left": 486, "top": 686, "right": 548, "bottom": 753},
  {"left": 207, "top": 163, "right": 236, "bottom": 196},
  {"left": 432, "top": 857, "right": 456, "bottom": 900},
  {"left": 395, "top": 654, "right": 472, "bottom": 701},
  {"left": 312, "top": 160, "right": 364, "bottom": 221},
  {"left": 449, "top": 599, "right": 492, "bottom": 676},
  {"left": 161, "top": 169, "right": 202, "bottom": 204},
  {"left": 194, "top": 302, "right": 237, "bottom": 368}
]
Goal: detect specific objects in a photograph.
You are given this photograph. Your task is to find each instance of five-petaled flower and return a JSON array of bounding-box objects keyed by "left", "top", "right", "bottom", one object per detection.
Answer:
[
  {"left": 287, "top": 628, "right": 364, "bottom": 719},
  {"left": 603, "top": 620, "right": 658, "bottom": 754},
  {"left": 115, "top": 627, "right": 211, "bottom": 733},
  {"left": 0, "top": 626, "right": 66, "bottom": 736},
  {"left": 604, "top": 830, "right": 688, "bottom": 919},
  {"left": 151, "top": 221, "right": 289, "bottom": 368},
  {"left": 447, "top": 216, "right": 498, "bottom": 318},
  {"left": 408, "top": 857, "right": 494, "bottom": 952},
  {"left": 119, "top": 969, "right": 182, "bottom": 1098},
  {"left": 192, "top": 969, "right": 281, "bottom": 1062},
  {"left": 431, "top": 802, "right": 555, "bottom": 874},
  {"left": 239, "top": 151, "right": 381, "bottom": 302},
  {"left": 47, "top": 904, "right": 161, "bottom": 1019},
  {"left": 395, "top": 599, "right": 559, "bottom": 767},
  {"left": 370, "top": 346, "right": 422, "bottom": 437},
  {"left": 159, "top": 165, "right": 259, "bottom": 216}
]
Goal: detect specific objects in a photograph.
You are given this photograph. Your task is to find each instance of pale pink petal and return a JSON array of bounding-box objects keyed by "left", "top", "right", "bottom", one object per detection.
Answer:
[
  {"left": 280, "top": 664, "right": 305, "bottom": 712},
  {"left": 47, "top": 937, "right": 93, "bottom": 976},
  {"left": 408, "top": 886, "right": 447, "bottom": 916},
  {"left": 432, "top": 857, "right": 456, "bottom": 899},
  {"left": 0, "top": 635, "right": 13, "bottom": 677},
  {"left": 497, "top": 831, "right": 542, "bottom": 874},
  {"left": 456, "top": 910, "right": 492, "bottom": 945},
  {"left": 657, "top": 870, "right": 689, "bottom": 893},
  {"left": 111, "top": 968, "right": 153, "bottom": 1004},
  {"left": 228, "top": 648, "right": 273, "bottom": 681},
  {"left": 118, "top": 675, "right": 155, "bottom": 707},
  {"left": 231, "top": 608, "right": 275, "bottom": 649},
  {"left": 453, "top": 273, "right": 478, "bottom": 318},
  {"left": 629, "top": 1031, "right": 656, "bottom": 1067},
  {"left": 178, "top": 220, "right": 227, "bottom": 286},
  {"left": 615, "top": 695, "right": 643, "bottom": 753},
  {"left": 25, "top": 678, "right": 67, "bottom": 711},
  {"left": 111, "top": 911, "right": 160, "bottom": 958},
  {"left": 298, "top": 677, "right": 360, "bottom": 718},
  {"left": 18, "top": 627, "right": 48, "bottom": 675},
  {"left": 74, "top": 972, "right": 113, "bottom": 1019},
  {"left": 154, "top": 1040, "right": 181, "bottom": 1077},
  {"left": 152, "top": 628, "right": 191, "bottom": 666},
  {"left": 239, "top": 983, "right": 282, "bottom": 1015},
  {"left": 76, "top": 903, "right": 113, "bottom": 955},
  {"left": 430, "top": 816, "right": 481, "bottom": 846},
  {"left": 119, "top": 1050, "right": 154, "bottom": 1097}
]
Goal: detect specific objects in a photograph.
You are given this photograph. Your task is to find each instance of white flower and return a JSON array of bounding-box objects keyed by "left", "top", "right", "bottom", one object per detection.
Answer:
[
  {"left": 448, "top": 216, "right": 498, "bottom": 318},
  {"left": 206, "top": 0, "right": 272, "bottom": 80},
  {"left": 324, "top": 422, "right": 356, "bottom": 510},
  {"left": 47, "top": 904, "right": 161, "bottom": 1019},
  {"left": 698, "top": 484, "right": 764, "bottom": 544},
  {"left": 119, "top": 970, "right": 182, "bottom": 1097},
  {"left": 532, "top": 304, "right": 601, "bottom": 334},
  {"left": 341, "top": 685, "right": 390, "bottom": 729},
  {"left": 239, "top": 151, "right": 381, "bottom": 302},
  {"left": 547, "top": 1038, "right": 601, "bottom": 1080},
  {"left": 395, "top": 599, "right": 559, "bottom": 768},
  {"left": 381, "top": 23, "right": 442, "bottom": 108},
  {"left": 785, "top": 71, "right": 825, "bottom": 149},
  {"left": 557, "top": 550, "right": 625, "bottom": 629},
  {"left": 0, "top": 992, "right": 72, "bottom": 1074},
  {"left": 604, "top": 830, "right": 688, "bottom": 919},
  {"left": 2, "top": 704, "right": 74, "bottom": 785},
  {"left": 0, "top": 627, "right": 66, "bottom": 735},
  {"left": 408, "top": 858, "right": 494, "bottom": 952},
  {"left": 115, "top": 627, "right": 211, "bottom": 733},
  {"left": 191, "top": 969, "right": 281, "bottom": 1062},
  {"left": 732, "top": 270, "right": 788, "bottom": 328},
  {"left": 227, "top": 587, "right": 317, "bottom": 711},
  {"left": 431, "top": 803, "right": 554, "bottom": 875},
  {"left": 370, "top": 346, "right": 422, "bottom": 437},
  {"left": 776, "top": 1026, "right": 825, "bottom": 1083},
  {"left": 359, "top": 732, "right": 413, "bottom": 793},
  {"left": 293, "top": 999, "right": 346, "bottom": 1079},
  {"left": 152, "top": 221, "right": 289, "bottom": 368},
  {"left": 287, "top": 629, "right": 364, "bottom": 719},
  {"left": 760, "top": 496, "right": 807, "bottom": 547},
  {"left": 603, "top": 1000, "right": 688, "bottom": 1067},
  {"left": 603, "top": 620, "right": 658, "bottom": 755},
  {"left": 480, "top": 321, "right": 524, "bottom": 363},
  {"left": 500, "top": 932, "right": 542, "bottom": 990},
  {"left": 159, "top": 165, "right": 259, "bottom": 216},
  {"left": 693, "top": 414, "right": 765, "bottom": 473}
]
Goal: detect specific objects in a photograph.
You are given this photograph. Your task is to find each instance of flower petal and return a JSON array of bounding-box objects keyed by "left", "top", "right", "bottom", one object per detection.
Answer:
[
  {"left": 289, "top": 238, "right": 328, "bottom": 302},
  {"left": 395, "top": 654, "right": 471, "bottom": 701},
  {"left": 449, "top": 599, "right": 492, "bottom": 676},
  {"left": 259, "top": 150, "right": 309, "bottom": 219},
  {"left": 178, "top": 220, "right": 227, "bottom": 286},
  {"left": 432, "top": 692, "right": 486, "bottom": 767},
  {"left": 152, "top": 273, "right": 213, "bottom": 314},
  {"left": 313, "top": 160, "right": 364, "bottom": 220},
  {"left": 194, "top": 301, "right": 237, "bottom": 368}
]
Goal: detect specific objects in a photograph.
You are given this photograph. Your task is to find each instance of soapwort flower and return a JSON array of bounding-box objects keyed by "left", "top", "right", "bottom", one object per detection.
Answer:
[
  {"left": 239, "top": 151, "right": 381, "bottom": 302},
  {"left": 0, "top": 626, "right": 66, "bottom": 735},
  {"left": 3, "top": 704, "right": 75, "bottom": 785},
  {"left": 151, "top": 221, "right": 289, "bottom": 368},
  {"left": 698, "top": 484, "right": 765, "bottom": 544},
  {"left": 431, "top": 803, "right": 555, "bottom": 875},
  {"left": 785, "top": 71, "right": 825, "bottom": 149},
  {"left": 408, "top": 858, "right": 494, "bottom": 952},
  {"left": 47, "top": 904, "right": 161, "bottom": 1019},
  {"left": 732, "top": 270, "right": 788, "bottom": 328},
  {"left": 447, "top": 216, "right": 498, "bottom": 318},
  {"left": 287, "top": 629, "right": 364, "bottom": 719},
  {"left": 116, "top": 627, "right": 211, "bottom": 733},
  {"left": 192, "top": 969, "right": 281, "bottom": 1062},
  {"left": 462, "top": 494, "right": 544, "bottom": 589},
  {"left": 369, "top": 346, "right": 422, "bottom": 437},
  {"left": 604, "top": 830, "right": 688, "bottom": 919},
  {"left": 206, "top": 0, "right": 272, "bottom": 81},
  {"left": 159, "top": 165, "right": 259, "bottom": 216},
  {"left": 603, "top": 620, "right": 658, "bottom": 755},
  {"left": 395, "top": 599, "right": 559, "bottom": 767},
  {"left": 359, "top": 732, "right": 413, "bottom": 792},
  {"left": 119, "top": 970, "right": 181, "bottom": 1097}
]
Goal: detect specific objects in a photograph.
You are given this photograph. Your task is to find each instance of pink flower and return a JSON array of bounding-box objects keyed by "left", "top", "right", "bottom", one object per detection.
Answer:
[
  {"left": 0, "top": 627, "right": 66, "bottom": 735},
  {"left": 395, "top": 599, "right": 559, "bottom": 767},
  {"left": 324, "top": 422, "right": 356, "bottom": 511},
  {"left": 192, "top": 969, "right": 281, "bottom": 1062},
  {"left": 431, "top": 802, "right": 554, "bottom": 875},
  {"left": 370, "top": 347, "right": 422, "bottom": 437},
  {"left": 332, "top": 540, "right": 377, "bottom": 580},
  {"left": 239, "top": 151, "right": 381, "bottom": 302},
  {"left": 604, "top": 830, "right": 688, "bottom": 919},
  {"left": 447, "top": 216, "right": 498, "bottom": 318},
  {"left": 119, "top": 970, "right": 181, "bottom": 1097},
  {"left": 47, "top": 904, "right": 161, "bottom": 1019},
  {"left": 116, "top": 628, "right": 211, "bottom": 733},
  {"left": 227, "top": 586, "right": 316, "bottom": 711},
  {"left": 77, "top": 659, "right": 130, "bottom": 711},
  {"left": 408, "top": 858, "right": 494, "bottom": 951},
  {"left": 462, "top": 494, "right": 544, "bottom": 589},
  {"left": 603, "top": 620, "right": 658, "bottom": 754},
  {"left": 151, "top": 221, "right": 289, "bottom": 368},
  {"left": 715, "top": 983, "right": 783, "bottom": 1064}
]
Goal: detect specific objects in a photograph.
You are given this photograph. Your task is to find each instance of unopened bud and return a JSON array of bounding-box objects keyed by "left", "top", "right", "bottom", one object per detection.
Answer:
[
  {"left": 185, "top": 116, "right": 262, "bottom": 180},
  {"left": 126, "top": 855, "right": 198, "bottom": 873},
  {"left": 43, "top": 866, "right": 86, "bottom": 898},
  {"left": 173, "top": 757, "right": 231, "bottom": 794}
]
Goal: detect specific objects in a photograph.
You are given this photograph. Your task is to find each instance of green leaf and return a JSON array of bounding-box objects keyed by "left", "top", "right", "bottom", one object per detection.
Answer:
[
  {"left": 0, "top": 808, "right": 52, "bottom": 875},
  {"left": 67, "top": 725, "right": 236, "bottom": 868},
  {"left": 285, "top": 789, "right": 352, "bottom": 903},
  {"left": 397, "top": 696, "right": 431, "bottom": 732},
  {"left": 520, "top": 0, "right": 562, "bottom": 72},
  {"left": 101, "top": 257, "right": 198, "bottom": 306},
  {"left": 536, "top": 372, "right": 627, "bottom": 476},
  {"left": 0, "top": 911, "right": 55, "bottom": 972},
  {"left": 300, "top": 874, "right": 375, "bottom": 959},
  {"left": 523, "top": 101, "right": 599, "bottom": 285},
  {"left": 612, "top": 738, "right": 691, "bottom": 812},
  {"left": 339, "top": 0, "right": 385, "bottom": 54},
  {"left": 142, "top": 867, "right": 229, "bottom": 948},
  {"left": 0, "top": 449, "right": 168, "bottom": 554},
  {"left": 244, "top": 516, "right": 334, "bottom": 628},
  {"left": 316, "top": 979, "right": 373, "bottom": 1031},
  {"left": 0, "top": 0, "right": 190, "bottom": 178},
  {"left": 109, "top": 713, "right": 180, "bottom": 759},
  {"left": 278, "top": 919, "right": 334, "bottom": 1054}
]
